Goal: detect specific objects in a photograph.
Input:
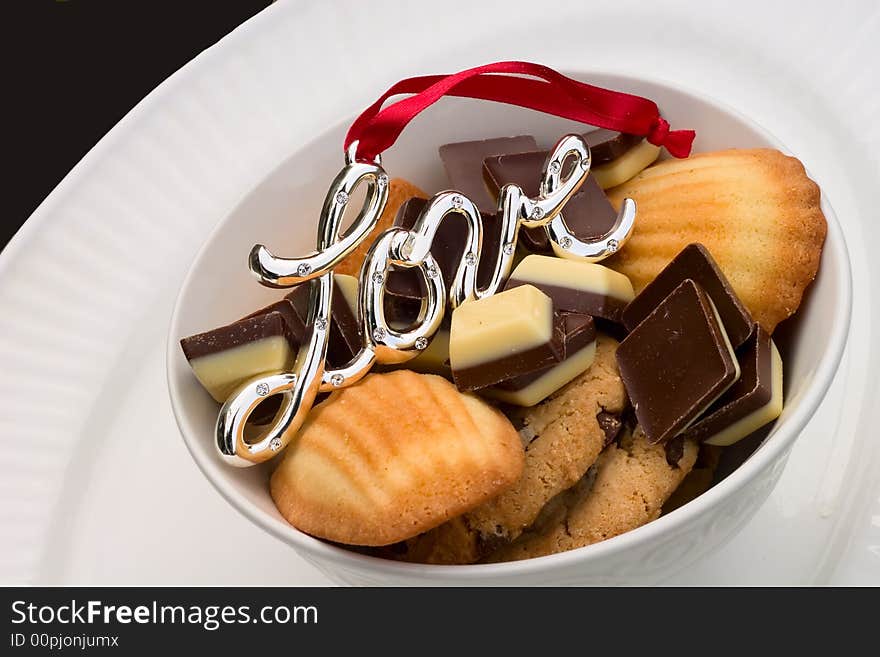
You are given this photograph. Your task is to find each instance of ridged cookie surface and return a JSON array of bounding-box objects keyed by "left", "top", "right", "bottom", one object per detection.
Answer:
[
  {"left": 334, "top": 178, "right": 427, "bottom": 277},
  {"left": 605, "top": 149, "right": 826, "bottom": 333},
  {"left": 270, "top": 370, "right": 524, "bottom": 546}
]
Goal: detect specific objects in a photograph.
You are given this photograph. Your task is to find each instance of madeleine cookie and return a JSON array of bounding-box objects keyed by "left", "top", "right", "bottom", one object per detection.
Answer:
[
  {"left": 395, "top": 334, "right": 626, "bottom": 563},
  {"left": 334, "top": 178, "right": 428, "bottom": 277},
  {"left": 605, "top": 149, "right": 826, "bottom": 333},
  {"left": 270, "top": 370, "right": 523, "bottom": 546},
  {"left": 486, "top": 427, "right": 697, "bottom": 562}
]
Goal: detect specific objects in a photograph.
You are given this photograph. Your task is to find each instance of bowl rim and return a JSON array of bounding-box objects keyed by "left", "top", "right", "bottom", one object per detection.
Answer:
[{"left": 166, "top": 69, "right": 852, "bottom": 581}]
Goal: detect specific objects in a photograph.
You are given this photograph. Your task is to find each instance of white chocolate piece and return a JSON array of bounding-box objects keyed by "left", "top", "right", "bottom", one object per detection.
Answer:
[
  {"left": 705, "top": 340, "right": 783, "bottom": 446},
  {"left": 407, "top": 328, "right": 451, "bottom": 375},
  {"left": 510, "top": 255, "right": 635, "bottom": 303},
  {"left": 189, "top": 336, "right": 294, "bottom": 403},
  {"left": 334, "top": 273, "right": 360, "bottom": 310},
  {"left": 592, "top": 139, "right": 661, "bottom": 190},
  {"left": 449, "top": 285, "right": 554, "bottom": 370},
  {"left": 485, "top": 339, "right": 597, "bottom": 407}
]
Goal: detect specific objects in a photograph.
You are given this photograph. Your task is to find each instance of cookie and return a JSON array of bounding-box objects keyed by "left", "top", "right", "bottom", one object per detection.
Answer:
[
  {"left": 395, "top": 334, "right": 626, "bottom": 563},
  {"left": 486, "top": 427, "right": 698, "bottom": 562},
  {"left": 333, "top": 178, "right": 428, "bottom": 277},
  {"left": 381, "top": 516, "right": 483, "bottom": 565},
  {"left": 605, "top": 148, "right": 826, "bottom": 333},
  {"left": 270, "top": 370, "right": 523, "bottom": 546}
]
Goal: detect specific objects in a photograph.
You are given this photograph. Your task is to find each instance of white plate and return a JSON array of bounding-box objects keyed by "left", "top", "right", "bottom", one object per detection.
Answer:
[{"left": 1, "top": 0, "right": 878, "bottom": 585}]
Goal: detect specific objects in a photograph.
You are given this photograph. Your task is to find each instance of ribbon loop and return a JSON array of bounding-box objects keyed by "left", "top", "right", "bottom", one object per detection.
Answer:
[{"left": 345, "top": 61, "right": 695, "bottom": 162}]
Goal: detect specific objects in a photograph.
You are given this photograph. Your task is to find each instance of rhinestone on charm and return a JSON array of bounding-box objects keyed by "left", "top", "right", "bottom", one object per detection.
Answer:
[
  {"left": 255, "top": 383, "right": 270, "bottom": 396},
  {"left": 503, "top": 242, "right": 515, "bottom": 256},
  {"left": 335, "top": 190, "right": 349, "bottom": 205},
  {"left": 548, "top": 161, "right": 561, "bottom": 174},
  {"left": 451, "top": 195, "right": 464, "bottom": 209},
  {"left": 531, "top": 206, "right": 544, "bottom": 220},
  {"left": 415, "top": 337, "right": 429, "bottom": 350},
  {"left": 314, "top": 317, "right": 327, "bottom": 331},
  {"left": 560, "top": 236, "right": 572, "bottom": 249},
  {"left": 464, "top": 252, "right": 477, "bottom": 266},
  {"left": 372, "top": 271, "right": 385, "bottom": 285},
  {"left": 607, "top": 239, "right": 619, "bottom": 253},
  {"left": 372, "top": 327, "right": 387, "bottom": 342},
  {"left": 297, "top": 263, "right": 311, "bottom": 277},
  {"left": 377, "top": 174, "right": 389, "bottom": 187},
  {"left": 269, "top": 437, "right": 282, "bottom": 451},
  {"left": 330, "top": 373, "right": 345, "bottom": 387},
  {"left": 425, "top": 264, "right": 439, "bottom": 278}
]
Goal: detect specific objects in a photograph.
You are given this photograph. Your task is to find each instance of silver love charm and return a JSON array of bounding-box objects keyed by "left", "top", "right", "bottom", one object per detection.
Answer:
[
  {"left": 215, "top": 134, "right": 636, "bottom": 466},
  {"left": 215, "top": 151, "right": 389, "bottom": 466},
  {"left": 542, "top": 143, "right": 636, "bottom": 260}
]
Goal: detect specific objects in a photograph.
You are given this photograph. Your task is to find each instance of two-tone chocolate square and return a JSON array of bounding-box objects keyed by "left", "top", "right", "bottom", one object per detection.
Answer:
[
  {"left": 180, "top": 274, "right": 362, "bottom": 403},
  {"left": 616, "top": 279, "right": 741, "bottom": 444},
  {"left": 180, "top": 309, "right": 302, "bottom": 403},
  {"left": 622, "top": 243, "right": 753, "bottom": 347},
  {"left": 681, "top": 326, "right": 783, "bottom": 446},
  {"left": 449, "top": 284, "right": 565, "bottom": 392},
  {"left": 484, "top": 312, "right": 597, "bottom": 407},
  {"left": 504, "top": 255, "right": 635, "bottom": 324}
]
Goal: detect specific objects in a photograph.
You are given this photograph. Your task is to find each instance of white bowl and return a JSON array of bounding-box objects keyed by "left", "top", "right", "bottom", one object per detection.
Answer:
[{"left": 167, "top": 72, "right": 851, "bottom": 585}]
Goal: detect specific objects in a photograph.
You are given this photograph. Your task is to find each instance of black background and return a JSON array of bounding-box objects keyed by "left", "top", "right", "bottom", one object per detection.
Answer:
[{"left": 2, "top": 0, "right": 272, "bottom": 250}]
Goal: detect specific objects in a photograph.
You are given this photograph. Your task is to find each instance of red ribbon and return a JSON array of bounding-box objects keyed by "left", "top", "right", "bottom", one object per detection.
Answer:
[{"left": 345, "top": 61, "right": 695, "bottom": 162}]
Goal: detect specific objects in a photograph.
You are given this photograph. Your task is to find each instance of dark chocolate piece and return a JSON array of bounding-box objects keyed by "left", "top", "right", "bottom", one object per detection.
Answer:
[
  {"left": 282, "top": 278, "right": 362, "bottom": 368},
  {"left": 561, "top": 178, "right": 620, "bottom": 240},
  {"left": 383, "top": 291, "right": 425, "bottom": 328},
  {"left": 385, "top": 197, "right": 503, "bottom": 301},
  {"left": 665, "top": 435, "right": 686, "bottom": 467},
  {"left": 439, "top": 135, "right": 538, "bottom": 213},
  {"left": 483, "top": 150, "right": 554, "bottom": 199},
  {"left": 622, "top": 243, "right": 753, "bottom": 348},
  {"left": 483, "top": 151, "right": 618, "bottom": 250},
  {"left": 249, "top": 395, "right": 283, "bottom": 426},
  {"left": 583, "top": 129, "right": 643, "bottom": 165},
  {"left": 596, "top": 411, "right": 624, "bottom": 447},
  {"left": 680, "top": 326, "right": 782, "bottom": 446},
  {"left": 482, "top": 150, "right": 550, "bottom": 252},
  {"left": 616, "top": 279, "right": 741, "bottom": 444}
]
